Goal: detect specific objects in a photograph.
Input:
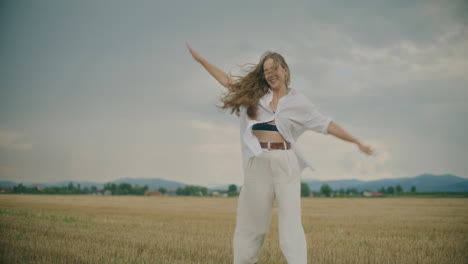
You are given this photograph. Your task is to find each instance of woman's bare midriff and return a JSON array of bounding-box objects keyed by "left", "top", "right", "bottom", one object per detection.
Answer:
[{"left": 252, "top": 120, "right": 287, "bottom": 143}]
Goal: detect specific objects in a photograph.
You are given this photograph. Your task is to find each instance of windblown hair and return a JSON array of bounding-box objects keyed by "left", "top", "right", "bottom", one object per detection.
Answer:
[{"left": 216, "top": 51, "right": 290, "bottom": 120}]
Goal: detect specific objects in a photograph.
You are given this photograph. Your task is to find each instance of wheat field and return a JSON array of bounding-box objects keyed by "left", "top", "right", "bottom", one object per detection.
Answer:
[{"left": 0, "top": 194, "right": 467, "bottom": 264}]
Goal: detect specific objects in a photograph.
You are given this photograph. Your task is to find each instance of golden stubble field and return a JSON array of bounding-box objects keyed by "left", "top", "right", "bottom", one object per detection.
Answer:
[{"left": 0, "top": 195, "right": 467, "bottom": 264}]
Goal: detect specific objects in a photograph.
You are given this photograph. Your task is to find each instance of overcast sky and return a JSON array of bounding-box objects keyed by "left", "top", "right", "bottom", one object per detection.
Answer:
[{"left": 1, "top": 0, "right": 467, "bottom": 187}]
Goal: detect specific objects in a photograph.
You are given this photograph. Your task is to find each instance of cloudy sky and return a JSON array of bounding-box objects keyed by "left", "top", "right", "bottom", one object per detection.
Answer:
[{"left": 1, "top": 0, "right": 467, "bottom": 187}]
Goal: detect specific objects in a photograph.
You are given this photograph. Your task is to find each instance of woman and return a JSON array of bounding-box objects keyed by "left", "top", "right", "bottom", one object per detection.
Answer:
[{"left": 186, "top": 42, "right": 373, "bottom": 264}]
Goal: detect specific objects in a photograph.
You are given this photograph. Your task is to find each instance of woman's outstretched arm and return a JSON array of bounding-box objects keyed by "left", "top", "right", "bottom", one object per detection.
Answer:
[
  {"left": 327, "top": 121, "right": 374, "bottom": 155},
  {"left": 186, "top": 41, "right": 232, "bottom": 88}
]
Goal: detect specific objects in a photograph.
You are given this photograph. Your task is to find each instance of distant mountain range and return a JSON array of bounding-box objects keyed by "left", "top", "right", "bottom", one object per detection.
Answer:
[
  {"left": 302, "top": 173, "right": 468, "bottom": 192},
  {"left": 1, "top": 173, "right": 467, "bottom": 192}
]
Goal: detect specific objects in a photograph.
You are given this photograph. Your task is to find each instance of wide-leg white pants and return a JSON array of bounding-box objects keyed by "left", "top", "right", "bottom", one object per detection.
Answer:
[{"left": 233, "top": 148, "right": 307, "bottom": 264}]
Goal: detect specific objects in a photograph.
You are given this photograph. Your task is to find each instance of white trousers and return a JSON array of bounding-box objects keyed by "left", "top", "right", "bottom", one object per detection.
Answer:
[{"left": 233, "top": 148, "right": 307, "bottom": 264}]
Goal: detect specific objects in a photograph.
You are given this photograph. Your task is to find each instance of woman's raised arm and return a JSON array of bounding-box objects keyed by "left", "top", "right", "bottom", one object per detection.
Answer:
[
  {"left": 327, "top": 121, "right": 374, "bottom": 155},
  {"left": 186, "top": 41, "right": 232, "bottom": 88}
]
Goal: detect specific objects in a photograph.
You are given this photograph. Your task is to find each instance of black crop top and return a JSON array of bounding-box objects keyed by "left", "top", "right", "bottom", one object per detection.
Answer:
[{"left": 252, "top": 122, "right": 278, "bottom": 131}]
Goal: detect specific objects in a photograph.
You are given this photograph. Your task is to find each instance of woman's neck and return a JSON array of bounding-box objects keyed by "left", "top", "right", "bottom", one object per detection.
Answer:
[{"left": 270, "top": 86, "right": 289, "bottom": 101}]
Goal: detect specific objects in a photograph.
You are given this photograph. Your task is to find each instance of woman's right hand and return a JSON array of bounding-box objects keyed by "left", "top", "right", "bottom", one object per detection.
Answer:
[
  {"left": 186, "top": 41, "right": 204, "bottom": 63},
  {"left": 185, "top": 41, "right": 231, "bottom": 88}
]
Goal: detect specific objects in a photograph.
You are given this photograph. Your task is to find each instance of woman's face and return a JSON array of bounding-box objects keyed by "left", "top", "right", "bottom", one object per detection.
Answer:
[{"left": 263, "top": 57, "right": 288, "bottom": 90}]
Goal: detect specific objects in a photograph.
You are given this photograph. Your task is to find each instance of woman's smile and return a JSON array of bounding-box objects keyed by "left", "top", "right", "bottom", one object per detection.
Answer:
[{"left": 263, "top": 58, "right": 288, "bottom": 89}]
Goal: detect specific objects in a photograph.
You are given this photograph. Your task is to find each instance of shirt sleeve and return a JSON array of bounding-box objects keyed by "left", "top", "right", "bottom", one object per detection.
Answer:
[{"left": 303, "top": 102, "right": 333, "bottom": 135}]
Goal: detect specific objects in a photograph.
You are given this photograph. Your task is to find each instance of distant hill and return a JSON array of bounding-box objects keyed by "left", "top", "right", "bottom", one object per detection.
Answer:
[
  {"left": 303, "top": 173, "right": 468, "bottom": 192},
  {"left": 304, "top": 179, "right": 365, "bottom": 191},
  {"left": 113, "top": 177, "right": 187, "bottom": 190}
]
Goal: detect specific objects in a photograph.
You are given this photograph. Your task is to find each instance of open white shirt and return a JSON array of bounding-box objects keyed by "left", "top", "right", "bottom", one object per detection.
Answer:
[{"left": 239, "top": 87, "right": 333, "bottom": 177}]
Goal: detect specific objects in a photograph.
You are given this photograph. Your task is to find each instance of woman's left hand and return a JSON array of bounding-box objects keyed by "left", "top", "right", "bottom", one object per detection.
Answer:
[{"left": 357, "top": 142, "right": 374, "bottom": 155}]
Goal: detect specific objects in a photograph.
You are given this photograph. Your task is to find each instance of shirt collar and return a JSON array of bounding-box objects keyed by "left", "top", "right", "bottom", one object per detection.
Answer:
[{"left": 261, "top": 87, "right": 295, "bottom": 106}]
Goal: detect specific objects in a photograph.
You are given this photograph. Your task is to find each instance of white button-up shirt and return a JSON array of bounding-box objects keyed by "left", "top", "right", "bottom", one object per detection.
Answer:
[{"left": 239, "top": 87, "right": 333, "bottom": 176}]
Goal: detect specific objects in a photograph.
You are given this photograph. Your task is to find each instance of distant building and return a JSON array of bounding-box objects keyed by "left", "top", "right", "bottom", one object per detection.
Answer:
[
  {"left": 211, "top": 191, "right": 228, "bottom": 197},
  {"left": 104, "top": 190, "right": 112, "bottom": 196},
  {"left": 165, "top": 190, "right": 177, "bottom": 196},
  {"left": 31, "top": 185, "right": 43, "bottom": 191},
  {"left": 363, "top": 191, "right": 384, "bottom": 197},
  {"left": 0, "top": 186, "right": 14, "bottom": 193},
  {"left": 144, "top": 190, "right": 163, "bottom": 196}
]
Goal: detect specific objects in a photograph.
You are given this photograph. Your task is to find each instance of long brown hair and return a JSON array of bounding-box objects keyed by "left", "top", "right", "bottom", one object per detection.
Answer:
[{"left": 215, "top": 51, "right": 290, "bottom": 120}]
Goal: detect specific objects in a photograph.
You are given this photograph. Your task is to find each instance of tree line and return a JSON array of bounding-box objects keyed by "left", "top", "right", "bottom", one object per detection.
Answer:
[
  {"left": 9, "top": 182, "right": 149, "bottom": 195},
  {"left": 8, "top": 182, "right": 461, "bottom": 198},
  {"left": 301, "top": 183, "right": 418, "bottom": 197},
  {"left": 6, "top": 182, "right": 237, "bottom": 196}
]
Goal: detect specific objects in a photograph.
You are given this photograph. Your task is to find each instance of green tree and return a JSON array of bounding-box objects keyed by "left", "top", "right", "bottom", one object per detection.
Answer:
[
  {"left": 378, "top": 186, "right": 386, "bottom": 193},
  {"left": 301, "top": 182, "right": 311, "bottom": 197},
  {"left": 395, "top": 185, "right": 403, "bottom": 193},
  {"left": 110, "top": 183, "right": 117, "bottom": 193},
  {"left": 320, "top": 184, "right": 332, "bottom": 197},
  {"left": 183, "top": 185, "right": 201, "bottom": 196},
  {"left": 176, "top": 187, "right": 184, "bottom": 195},
  {"left": 386, "top": 186, "right": 394, "bottom": 194},
  {"left": 158, "top": 187, "right": 167, "bottom": 194},
  {"left": 131, "top": 184, "right": 140, "bottom": 195},
  {"left": 117, "top": 182, "right": 132, "bottom": 195},
  {"left": 174, "top": 185, "right": 210, "bottom": 196},
  {"left": 14, "top": 183, "right": 28, "bottom": 194},
  {"left": 411, "top": 186, "right": 416, "bottom": 192},
  {"left": 227, "top": 184, "right": 238, "bottom": 197},
  {"left": 228, "top": 184, "right": 238, "bottom": 192},
  {"left": 103, "top": 182, "right": 118, "bottom": 194}
]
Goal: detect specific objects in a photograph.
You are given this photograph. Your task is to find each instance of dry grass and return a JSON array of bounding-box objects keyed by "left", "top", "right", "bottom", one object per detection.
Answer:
[{"left": 0, "top": 195, "right": 467, "bottom": 264}]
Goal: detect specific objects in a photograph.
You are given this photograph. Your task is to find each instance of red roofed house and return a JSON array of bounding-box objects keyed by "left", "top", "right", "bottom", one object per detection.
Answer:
[{"left": 31, "top": 185, "right": 43, "bottom": 191}]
